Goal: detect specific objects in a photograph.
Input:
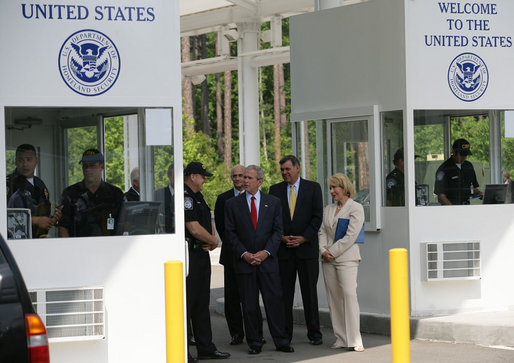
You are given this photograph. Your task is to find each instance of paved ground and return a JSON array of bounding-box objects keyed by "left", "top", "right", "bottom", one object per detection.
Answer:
[{"left": 201, "top": 259, "right": 514, "bottom": 363}]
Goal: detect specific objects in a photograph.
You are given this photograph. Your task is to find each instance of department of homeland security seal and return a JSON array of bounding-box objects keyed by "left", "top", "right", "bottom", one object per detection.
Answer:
[
  {"left": 448, "top": 52, "right": 488, "bottom": 102},
  {"left": 58, "top": 29, "right": 121, "bottom": 96}
]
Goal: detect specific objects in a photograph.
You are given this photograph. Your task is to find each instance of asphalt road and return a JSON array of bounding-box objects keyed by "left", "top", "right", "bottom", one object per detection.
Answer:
[{"left": 202, "top": 263, "right": 514, "bottom": 363}]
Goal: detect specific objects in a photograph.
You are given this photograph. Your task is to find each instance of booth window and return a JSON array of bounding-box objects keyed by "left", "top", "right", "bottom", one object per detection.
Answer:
[
  {"left": 414, "top": 110, "right": 513, "bottom": 206},
  {"left": 328, "top": 119, "right": 371, "bottom": 221},
  {"left": 382, "top": 111, "right": 404, "bottom": 206},
  {"left": 5, "top": 107, "right": 175, "bottom": 239}
]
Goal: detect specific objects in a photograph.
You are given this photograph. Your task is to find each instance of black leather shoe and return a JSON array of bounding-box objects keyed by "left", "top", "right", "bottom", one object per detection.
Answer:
[
  {"left": 230, "top": 335, "right": 243, "bottom": 345},
  {"left": 276, "top": 345, "right": 294, "bottom": 353},
  {"left": 197, "top": 350, "right": 230, "bottom": 360},
  {"left": 310, "top": 338, "right": 323, "bottom": 345},
  {"left": 248, "top": 347, "right": 261, "bottom": 355},
  {"left": 260, "top": 337, "right": 266, "bottom": 344},
  {"left": 188, "top": 337, "right": 197, "bottom": 346}
]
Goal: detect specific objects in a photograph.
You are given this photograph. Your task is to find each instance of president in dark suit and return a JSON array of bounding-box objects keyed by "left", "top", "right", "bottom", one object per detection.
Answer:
[
  {"left": 225, "top": 165, "right": 294, "bottom": 355},
  {"left": 269, "top": 155, "right": 323, "bottom": 345}
]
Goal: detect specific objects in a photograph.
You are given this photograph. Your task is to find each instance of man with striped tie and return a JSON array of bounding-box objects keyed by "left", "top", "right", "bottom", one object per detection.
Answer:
[{"left": 269, "top": 155, "right": 324, "bottom": 346}]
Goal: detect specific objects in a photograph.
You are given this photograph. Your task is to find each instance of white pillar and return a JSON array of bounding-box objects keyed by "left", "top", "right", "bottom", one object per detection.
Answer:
[{"left": 237, "top": 22, "right": 260, "bottom": 166}]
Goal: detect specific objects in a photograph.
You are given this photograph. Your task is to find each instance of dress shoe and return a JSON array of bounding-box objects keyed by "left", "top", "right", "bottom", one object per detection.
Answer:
[
  {"left": 197, "top": 350, "right": 231, "bottom": 360},
  {"left": 260, "top": 337, "right": 266, "bottom": 344},
  {"left": 310, "top": 338, "right": 323, "bottom": 346},
  {"left": 188, "top": 337, "right": 196, "bottom": 346},
  {"left": 230, "top": 335, "right": 243, "bottom": 345},
  {"left": 275, "top": 345, "right": 294, "bottom": 353},
  {"left": 248, "top": 347, "right": 262, "bottom": 355}
]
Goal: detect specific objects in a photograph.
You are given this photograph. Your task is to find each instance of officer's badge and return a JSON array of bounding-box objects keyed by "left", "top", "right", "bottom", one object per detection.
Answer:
[{"left": 184, "top": 197, "right": 193, "bottom": 210}]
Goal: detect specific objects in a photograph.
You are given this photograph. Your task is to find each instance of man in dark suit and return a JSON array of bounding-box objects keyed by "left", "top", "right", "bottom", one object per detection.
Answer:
[
  {"left": 124, "top": 167, "right": 140, "bottom": 202},
  {"left": 225, "top": 165, "right": 293, "bottom": 355},
  {"left": 154, "top": 163, "right": 175, "bottom": 233},
  {"left": 215, "top": 164, "right": 263, "bottom": 345},
  {"left": 269, "top": 155, "right": 323, "bottom": 345}
]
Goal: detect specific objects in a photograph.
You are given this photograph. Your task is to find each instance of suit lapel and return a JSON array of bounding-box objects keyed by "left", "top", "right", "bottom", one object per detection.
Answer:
[{"left": 257, "top": 194, "right": 269, "bottom": 230}]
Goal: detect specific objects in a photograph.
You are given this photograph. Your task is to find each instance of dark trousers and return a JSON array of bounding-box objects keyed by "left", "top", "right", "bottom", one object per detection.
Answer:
[
  {"left": 224, "top": 265, "right": 263, "bottom": 340},
  {"left": 187, "top": 251, "right": 216, "bottom": 354},
  {"left": 224, "top": 265, "right": 245, "bottom": 338},
  {"left": 237, "top": 270, "right": 288, "bottom": 349},
  {"left": 279, "top": 258, "right": 322, "bottom": 342}
]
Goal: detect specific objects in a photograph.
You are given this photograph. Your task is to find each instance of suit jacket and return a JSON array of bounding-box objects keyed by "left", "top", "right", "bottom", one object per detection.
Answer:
[
  {"left": 214, "top": 188, "right": 240, "bottom": 266},
  {"left": 224, "top": 192, "right": 283, "bottom": 274},
  {"left": 269, "top": 178, "right": 323, "bottom": 260},
  {"left": 154, "top": 186, "right": 175, "bottom": 233},
  {"left": 318, "top": 199, "right": 363, "bottom": 263}
]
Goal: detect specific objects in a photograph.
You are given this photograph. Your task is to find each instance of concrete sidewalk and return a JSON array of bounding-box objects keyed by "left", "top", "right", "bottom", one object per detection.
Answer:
[{"left": 208, "top": 248, "right": 514, "bottom": 355}]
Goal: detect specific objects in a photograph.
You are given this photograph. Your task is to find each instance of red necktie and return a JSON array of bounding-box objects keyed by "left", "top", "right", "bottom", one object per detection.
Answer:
[{"left": 251, "top": 196, "right": 257, "bottom": 230}]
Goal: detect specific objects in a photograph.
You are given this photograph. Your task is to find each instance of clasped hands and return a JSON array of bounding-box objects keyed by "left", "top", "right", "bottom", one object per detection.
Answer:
[
  {"left": 243, "top": 250, "right": 269, "bottom": 266},
  {"left": 282, "top": 235, "right": 307, "bottom": 248},
  {"left": 321, "top": 247, "right": 335, "bottom": 263}
]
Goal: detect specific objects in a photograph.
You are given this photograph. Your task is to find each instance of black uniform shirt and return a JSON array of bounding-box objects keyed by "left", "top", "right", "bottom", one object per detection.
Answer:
[
  {"left": 184, "top": 184, "right": 212, "bottom": 251},
  {"left": 7, "top": 172, "right": 52, "bottom": 238},
  {"left": 434, "top": 157, "right": 479, "bottom": 205},
  {"left": 386, "top": 168, "right": 405, "bottom": 206},
  {"left": 59, "top": 180, "right": 124, "bottom": 237}
]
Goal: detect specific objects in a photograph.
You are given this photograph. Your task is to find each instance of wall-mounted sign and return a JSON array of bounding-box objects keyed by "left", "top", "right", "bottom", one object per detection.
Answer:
[{"left": 406, "top": 0, "right": 514, "bottom": 107}]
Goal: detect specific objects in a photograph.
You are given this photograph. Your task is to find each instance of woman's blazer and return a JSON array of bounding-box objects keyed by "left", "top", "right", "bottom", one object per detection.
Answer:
[{"left": 318, "top": 198, "right": 364, "bottom": 263}]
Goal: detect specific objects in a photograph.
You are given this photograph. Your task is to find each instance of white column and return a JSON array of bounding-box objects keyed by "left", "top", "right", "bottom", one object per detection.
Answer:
[{"left": 237, "top": 22, "right": 260, "bottom": 166}]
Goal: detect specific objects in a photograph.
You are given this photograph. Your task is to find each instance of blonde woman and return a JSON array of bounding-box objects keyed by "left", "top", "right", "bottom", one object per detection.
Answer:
[{"left": 319, "top": 173, "right": 364, "bottom": 352}]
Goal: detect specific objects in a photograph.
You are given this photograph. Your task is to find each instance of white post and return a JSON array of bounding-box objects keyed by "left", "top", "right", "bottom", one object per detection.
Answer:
[{"left": 237, "top": 22, "right": 261, "bottom": 166}]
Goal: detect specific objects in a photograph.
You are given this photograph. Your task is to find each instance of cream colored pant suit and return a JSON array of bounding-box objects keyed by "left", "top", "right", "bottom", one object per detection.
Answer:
[{"left": 318, "top": 198, "right": 364, "bottom": 348}]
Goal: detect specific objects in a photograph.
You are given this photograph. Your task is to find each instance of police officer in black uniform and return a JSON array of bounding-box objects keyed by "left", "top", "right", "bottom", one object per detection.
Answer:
[
  {"left": 7, "top": 144, "right": 62, "bottom": 238},
  {"left": 386, "top": 148, "right": 406, "bottom": 206},
  {"left": 435, "top": 139, "right": 482, "bottom": 205},
  {"left": 184, "top": 162, "right": 230, "bottom": 361},
  {"left": 58, "top": 149, "right": 123, "bottom": 237}
]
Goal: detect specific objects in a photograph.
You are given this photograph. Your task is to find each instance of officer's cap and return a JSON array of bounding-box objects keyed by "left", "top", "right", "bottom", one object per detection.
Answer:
[
  {"left": 184, "top": 162, "right": 213, "bottom": 177},
  {"left": 452, "top": 138, "right": 472, "bottom": 156},
  {"left": 79, "top": 148, "right": 104, "bottom": 164},
  {"left": 393, "top": 148, "right": 420, "bottom": 162}
]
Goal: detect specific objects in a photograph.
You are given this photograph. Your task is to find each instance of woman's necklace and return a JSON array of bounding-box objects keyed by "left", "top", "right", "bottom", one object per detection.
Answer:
[{"left": 334, "top": 203, "right": 344, "bottom": 215}]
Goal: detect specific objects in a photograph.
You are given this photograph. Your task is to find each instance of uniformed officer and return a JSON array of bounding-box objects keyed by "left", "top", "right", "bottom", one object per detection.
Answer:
[
  {"left": 7, "top": 144, "right": 62, "bottom": 238},
  {"left": 386, "top": 148, "right": 406, "bottom": 206},
  {"left": 435, "top": 139, "right": 482, "bottom": 205},
  {"left": 58, "top": 149, "right": 123, "bottom": 237},
  {"left": 184, "top": 161, "right": 230, "bottom": 361}
]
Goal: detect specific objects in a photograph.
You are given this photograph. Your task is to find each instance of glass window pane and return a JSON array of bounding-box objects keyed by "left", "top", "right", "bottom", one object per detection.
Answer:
[
  {"left": 330, "top": 120, "right": 370, "bottom": 221},
  {"left": 5, "top": 106, "right": 175, "bottom": 239},
  {"left": 414, "top": 110, "right": 491, "bottom": 206},
  {"left": 382, "top": 111, "right": 404, "bottom": 206}
]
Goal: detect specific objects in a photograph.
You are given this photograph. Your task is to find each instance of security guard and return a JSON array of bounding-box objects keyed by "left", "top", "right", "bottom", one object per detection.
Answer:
[
  {"left": 435, "top": 139, "right": 482, "bottom": 205},
  {"left": 184, "top": 162, "right": 230, "bottom": 361},
  {"left": 386, "top": 148, "right": 406, "bottom": 206},
  {"left": 7, "top": 144, "right": 62, "bottom": 238},
  {"left": 58, "top": 149, "right": 123, "bottom": 237}
]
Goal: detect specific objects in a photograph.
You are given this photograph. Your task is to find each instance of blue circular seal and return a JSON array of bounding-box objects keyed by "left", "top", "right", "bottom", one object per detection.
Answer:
[
  {"left": 58, "top": 29, "right": 121, "bottom": 96},
  {"left": 447, "top": 52, "right": 488, "bottom": 102}
]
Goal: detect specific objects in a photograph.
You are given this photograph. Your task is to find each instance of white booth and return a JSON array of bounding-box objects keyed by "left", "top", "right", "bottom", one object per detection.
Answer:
[
  {"left": 290, "top": 0, "right": 514, "bottom": 318},
  {"left": 1, "top": 1, "right": 185, "bottom": 362}
]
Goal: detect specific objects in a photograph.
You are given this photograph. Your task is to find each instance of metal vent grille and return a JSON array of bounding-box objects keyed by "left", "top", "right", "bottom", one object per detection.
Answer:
[
  {"left": 30, "top": 287, "right": 104, "bottom": 342},
  {"left": 422, "top": 241, "right": 480, "bottom": 281}
]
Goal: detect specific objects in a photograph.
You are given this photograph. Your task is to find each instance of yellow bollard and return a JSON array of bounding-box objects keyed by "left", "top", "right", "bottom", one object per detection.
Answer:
[
  {"left": 165, "top": 261, "right": 185, "bottom": 363},
  {"left": 389, "top": 248, "right": 410, "bottom": 363}
]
